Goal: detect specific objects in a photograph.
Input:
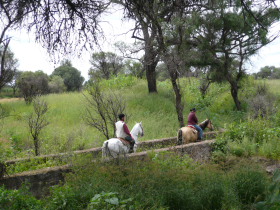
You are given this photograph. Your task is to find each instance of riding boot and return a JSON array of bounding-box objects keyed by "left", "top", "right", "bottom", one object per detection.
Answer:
[{"left": 129, "top": 142, "right": 135, "bottom": 153}]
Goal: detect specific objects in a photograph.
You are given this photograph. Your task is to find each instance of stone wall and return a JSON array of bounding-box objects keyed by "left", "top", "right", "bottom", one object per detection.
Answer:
[
  {"left": 5, "top": 131, "right": 220, "bottom": 166},
  {"left": 0, "top": 140, "right": 215, "bottom": 198},
  {"left": 0, "top": 165, "right": 71, "bottom": 198}
]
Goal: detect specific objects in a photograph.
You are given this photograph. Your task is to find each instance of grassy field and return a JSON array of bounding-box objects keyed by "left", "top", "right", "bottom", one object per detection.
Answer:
[
  {"left": 255, "top": 79, "right": 280, "bottom": 96},
  {"left": 0, "top": 77, "right": 280, "bottom": 210},
  {"left": 0, "top": 77, "right": 279, "bottom": 159}
]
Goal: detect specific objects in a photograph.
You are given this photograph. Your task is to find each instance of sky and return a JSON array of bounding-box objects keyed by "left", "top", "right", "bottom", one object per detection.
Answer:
[
  {"left": 8, "top": 7, "right": 135, "bottom": 81},
  {"left": 7, "top": 7, "right": 280, "bottom": 81}
]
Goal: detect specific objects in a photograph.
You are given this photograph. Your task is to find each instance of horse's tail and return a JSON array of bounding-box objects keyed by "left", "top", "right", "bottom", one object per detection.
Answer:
[
  {"left": 177, "top": 129, "right": 183, "bottom": 145},
  {"left": 102, "top": 141, "right": 109, "bottom": 157}
]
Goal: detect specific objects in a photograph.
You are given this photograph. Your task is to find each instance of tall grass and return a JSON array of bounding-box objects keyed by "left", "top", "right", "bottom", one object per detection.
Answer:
[
  {"left": 0, "top": 154, "right": 270, "bottom": 210},
  {"left": 0, "top": 77, "right": 278, "bottom": 159}
]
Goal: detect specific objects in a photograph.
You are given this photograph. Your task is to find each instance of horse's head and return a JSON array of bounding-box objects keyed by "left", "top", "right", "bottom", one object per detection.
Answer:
[
  {"left": 138, "top": 122, "right": 144, "bottom": 137},
  {"left": 206, "top": 119, "right": 214, "bottom": 131},
  {"left": 131, "top": 122, "right": 144, "bottom": 139}
]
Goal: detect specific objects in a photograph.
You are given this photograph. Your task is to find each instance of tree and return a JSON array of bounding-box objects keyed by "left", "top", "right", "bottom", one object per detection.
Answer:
[
  {"left": 192, "top": 1, "right": 280, "bottom": 110},
  {"left": 83, "top": 82, "right": 127, "bottom": 139},
  {"left": 89, "top": 52, "right": 124, "bottom": 80},
  {"left": 256, "top": 66, "right": 280, "bottom": 79},
  {"left": 0, "top": 1, "right": 109, "bottom": 55},
  {"left": 52, "top": 60, "right": 84, "bottom": 91},
  {"left": 122, "top": 0, "right": 202, "bottom": 127},
  {"left": 156, "top": 62, "right": 169, "bottom": 81},
  {"left": 49, "top": 75, "right": 67, "bottom": 93},
  {"left": 8, "top": 70, "right": 22, "bottom": 96},
  {"left": 17, "top": 71, "right": 49, "bottom": 104},
  {"left": 0, "top": 46, "right": 18, "bottom": 90},
  {"left": 123, "top": 59, "right": 144, "bottom": 78},
  {"left": 28, "top": 97, "right": 49, "bottom": 156},
  {"left": 116, "top": 1, "right": 160, "bottom": 93},
  {"left": 0, "top": 1, "right": 108, "bottom": 95}
]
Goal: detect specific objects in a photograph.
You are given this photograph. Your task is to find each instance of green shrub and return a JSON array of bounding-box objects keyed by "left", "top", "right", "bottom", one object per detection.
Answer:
[
  {"left": 232, "top": 168, "right": 267, "bottom": 205},
  {"left": 0, "top": 185, "right": 42, "bottom": 210},
  {"left": 87, "top": 192, "right": 135, "bottom": 210},
  {"left": 230, "top": 145, "right": 246, "bottom": 157},
  {"left": 256, "top": 169, "right": 280, "bottom": 210},
  {"left": 100, "top": 75, "right": 138, "bottom": 89},
  {"left": 44, "top": 185, "right": 82, "bottom": 210}
]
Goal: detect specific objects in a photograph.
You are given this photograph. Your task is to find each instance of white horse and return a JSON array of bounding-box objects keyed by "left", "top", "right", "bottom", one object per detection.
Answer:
[{"left": 102, "top": 122, "right": 144, "bottom": 158}]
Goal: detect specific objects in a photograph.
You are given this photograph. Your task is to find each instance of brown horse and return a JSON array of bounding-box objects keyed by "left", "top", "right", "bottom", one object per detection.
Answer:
[{"left": 177, "top": 119, "right": 214, "bottom": 145}]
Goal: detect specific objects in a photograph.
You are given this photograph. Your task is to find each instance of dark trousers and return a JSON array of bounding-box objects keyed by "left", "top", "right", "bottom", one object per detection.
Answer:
[{"left": 125, "top": 136, "right": 135, "bottom": 148}]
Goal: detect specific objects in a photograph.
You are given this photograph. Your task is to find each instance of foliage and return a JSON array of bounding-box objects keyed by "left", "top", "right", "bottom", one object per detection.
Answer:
[
  {"left": 87, "top": 192, "right": 134, "bottom": 210},
  {"left": 247, "top": 82, "right": 276, "bottom": 118},
  {"left": 17, "top": 70, "right": 49, "bottom": 104},
  {"left": 0, "top": 153, "right": 273, "bottom": 210},
  {"left": 99, "top": 74, "right": 138, "bottom": 89},
  {"left": 0, "top": 46, "right": 18, "bottom": 90},
  {"left": 51, "top": 60, "right": 84, "bottom": 91},
  {"left": 256, "top": 170, "right": 280, "bottom": 210},
  {"left": 0, "top": 185, "right": 42, "bottom": 210},
  {"left": 233, "top": 168, "right": 267, "bottom": 205},
  {"left": 254, "top": 66, "right": 280, "bottom": 79},
  {"left": 0, "top": 1, "right": 108, "bottom": 55},
  {"left": 83, "top": 81, "right": 127, "bottom": 139},
  {"left": 7, "top": 158, "right": 62, "bottom": 175},
  {"left": 123, "top": 59, "right": 144, "bottom": 78},
  {"left": 192, "top": 2, "right": 280, "bottom": 110},
  {"left": 214, "top": 116, "right": 280, "bottom": 159},
  {"left": 0, "top": 77, "right": 278, "bottom": 161},
  {"left": 89, "top": 52, "right": 124, "bottom": 80},
  {"left": 49, "top": 75, "right": 66, "bottom": 93},
  {"left": 28, "top": 97, "right": 49, "bottom": 156}
]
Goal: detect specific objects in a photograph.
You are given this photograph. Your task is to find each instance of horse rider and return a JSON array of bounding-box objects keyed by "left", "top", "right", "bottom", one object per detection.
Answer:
[
  {"left": 115, "top": 113, "right": 135, "bottom": 153},
  {"left": 187, "top": 108, "right": 203, "bottom": 140}
]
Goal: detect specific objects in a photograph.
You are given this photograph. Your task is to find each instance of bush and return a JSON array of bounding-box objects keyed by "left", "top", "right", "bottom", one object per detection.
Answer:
[
  {"left": 233, "top": 168, "right": 267, "bottom": 205},
  {"left": 87, "top": 192, "right": 135, "bottom": 210},
  {"left": 0, "top": 185, "right": 42, "bottom": 210},
  {"left": 248, "top": 83, "right": 276, "bottom": 118},
  {"left": 256, "top": 169, "right": 280, "bottom": 210},
  {"left": 100, "top": 75, "right": 138, "bottom": 89},
  {"left": 44, "top": 185, "right": 82, "bottom": 210}
]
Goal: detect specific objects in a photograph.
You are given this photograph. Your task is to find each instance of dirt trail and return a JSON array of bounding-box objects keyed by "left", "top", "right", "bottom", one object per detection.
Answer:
[{"left": 0, "top": 98, "right": 23, "bottom": 103}]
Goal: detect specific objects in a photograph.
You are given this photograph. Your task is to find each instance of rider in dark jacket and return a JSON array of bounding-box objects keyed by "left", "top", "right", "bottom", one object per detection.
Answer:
[{"left": 187, "top": 108, "right": 203, "bottom": 140}]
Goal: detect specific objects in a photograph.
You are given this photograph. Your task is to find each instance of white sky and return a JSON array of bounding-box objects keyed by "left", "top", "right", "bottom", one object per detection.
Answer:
[{"left": 7, "top": 7, "right": 280, "bottom": 81}]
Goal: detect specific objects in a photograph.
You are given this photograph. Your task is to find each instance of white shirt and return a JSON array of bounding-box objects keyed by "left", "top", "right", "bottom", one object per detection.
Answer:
[{"left": 115, "top": 120, "right": 127, "bottom": 138}]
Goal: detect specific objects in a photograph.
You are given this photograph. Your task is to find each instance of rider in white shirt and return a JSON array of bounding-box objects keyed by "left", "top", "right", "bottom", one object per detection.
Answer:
[{"left": 115, "top": 114, "right": 135, "bottom": 153}]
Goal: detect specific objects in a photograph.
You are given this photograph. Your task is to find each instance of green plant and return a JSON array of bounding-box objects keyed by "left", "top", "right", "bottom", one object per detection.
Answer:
[
  {"left": 233, "top": 168, "right": 267, "bottom": 205},
  {"left": 0, "top": 185, "right": 42, "bottom": 210},
  {"left": 87, "top": 192, "right": 134, "bottom": 210},
  {"left": 256, "top": 170, "right": 280, "bottom": 210}
]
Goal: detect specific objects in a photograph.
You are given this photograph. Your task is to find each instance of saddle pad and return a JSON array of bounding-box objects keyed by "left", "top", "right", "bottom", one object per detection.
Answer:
[
  {"left": 187, "top": 125, "right": 196, "bottom": 130},
  {"left": 187, "top": 125, "right": 198, "bottom": 134},
  {"left": 118, "top": 138, "right": 131, "bottom": 146}
]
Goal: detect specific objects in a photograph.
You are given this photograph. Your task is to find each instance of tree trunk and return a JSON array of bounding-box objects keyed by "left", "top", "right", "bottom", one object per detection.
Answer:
[
  {"left": 145, "top": 62, "right": 157, "bottom": 93},
  {"left": 13, "top": 87, "right": 16, "bottom": 96},
  {"left": 34, "top": 137, "right": 39, "bottom": 156},
  {"left": 230, "top": 83, "right": 242, "bottom": 111},
  {"left": 171, "top": 77, "right": 185, "bottom": 127}
]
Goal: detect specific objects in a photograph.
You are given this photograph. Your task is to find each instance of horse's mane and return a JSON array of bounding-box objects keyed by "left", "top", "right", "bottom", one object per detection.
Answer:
[{"left": 199, "top": 119, "right": 209, "bottom": 130}]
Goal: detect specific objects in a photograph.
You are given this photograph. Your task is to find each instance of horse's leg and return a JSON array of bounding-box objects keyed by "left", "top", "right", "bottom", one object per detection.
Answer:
[
  {"left": 102, "top": 141, "right": 109, "bottom": 158},
  {"left": 177, "top": 129, "right": 183, "bottom": 145}
]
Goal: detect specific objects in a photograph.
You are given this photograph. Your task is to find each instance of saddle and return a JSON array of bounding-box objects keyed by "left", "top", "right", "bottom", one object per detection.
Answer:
[
  {"left": 187, "top": 125, "right": 198, "bottom": 134},
  {"left": 118, "top": 138, "right": 131, "bottom": 146}
]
